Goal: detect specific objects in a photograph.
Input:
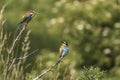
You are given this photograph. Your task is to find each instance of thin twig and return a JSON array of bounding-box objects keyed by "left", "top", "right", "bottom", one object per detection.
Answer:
[
  {"left": 8, "top": 49, "right": 39, "bottom": 72},
  {"left": 8, "top": 25, "right": 26, "bottom": 54},
  {"left": 16, "top": 49, "right": 39, "bottom": 60},
  {"left": 8, "top": 58, "right": 16, "bottom": 71},
  {"left": 33, "top": 57, "right": 63, "bottom": 80}
]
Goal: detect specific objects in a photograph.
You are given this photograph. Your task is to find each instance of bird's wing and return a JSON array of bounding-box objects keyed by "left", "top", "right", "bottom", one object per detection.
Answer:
[
  {"left": 21, "top": 17, "right": 27, "bottom": 23},
  {"left": 21, "top": 11, "right": 30, "bottom": 22},
  {"left": 20, "top": 16, "right": 28, "bottom": 23},
  {"left": 59, "top": 47, "right": 63, "bottom": 55}
]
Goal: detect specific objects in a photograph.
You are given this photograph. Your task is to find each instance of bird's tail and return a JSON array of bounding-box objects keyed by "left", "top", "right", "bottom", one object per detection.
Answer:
[
  {"left": 18, "top": 22, "right": 23, "bottom": 29},
  {"left": 13, "top": 22, "right": 23, "bottom": 39}
]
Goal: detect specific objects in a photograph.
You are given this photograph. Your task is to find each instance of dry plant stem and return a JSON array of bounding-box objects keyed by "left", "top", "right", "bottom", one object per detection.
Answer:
[
  {"left": 4, "top": 25, "right": 26, "bottom": 80},
  {"left": 8, "top": 25, "right": 26, "bottom": 54},
  {"left": 17, "top": 49, "right": 39, "bottom": 60},
  {"left": 8, "top": 49, "right": 39, "bottom": 71},
  {"left": 33, "top": 57, "right": 63, "bottom": 80},
  {"left": 8, "top": 59, "right": 16, "bottom": 71},
  {"left": 4, "top": 49, "right": 39, "bottom": 80}
]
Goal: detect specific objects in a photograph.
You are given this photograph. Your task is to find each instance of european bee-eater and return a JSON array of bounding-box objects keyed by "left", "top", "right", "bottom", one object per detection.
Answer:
[
  {"left": 59, "top": 41, "right": 70, "bottom": 58},
  {"left": 18, "top": 10, "right": 36, "bottom": 28}
]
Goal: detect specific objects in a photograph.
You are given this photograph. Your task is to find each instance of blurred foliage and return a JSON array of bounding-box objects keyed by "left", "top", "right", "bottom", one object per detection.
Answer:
[
  {"left": 0, "top": 0, "right": 120, "bottom": 80},
  {"left": 80, "top": 66, "right": 105, "bottom": 80}
]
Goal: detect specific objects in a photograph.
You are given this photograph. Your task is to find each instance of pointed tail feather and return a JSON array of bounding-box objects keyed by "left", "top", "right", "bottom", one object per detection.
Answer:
[{"left": 18, "top": 22, "right": 22, "bottom": 29}]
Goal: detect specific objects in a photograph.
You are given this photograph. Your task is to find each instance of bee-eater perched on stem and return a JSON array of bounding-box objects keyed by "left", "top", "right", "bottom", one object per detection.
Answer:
[
  {"left": 59, "top": 41, "right": 70, "bottom": 58},
  {"left": 18, "top": 10, "right": 36, "bottom": 28}
]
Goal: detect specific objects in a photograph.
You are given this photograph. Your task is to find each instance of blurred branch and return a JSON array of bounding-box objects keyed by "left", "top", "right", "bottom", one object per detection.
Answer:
[
  {"left": 8, "top": 58, "right": 16, "bottom": 71},
  {"left": 0, "top": 4, "right": 6, "bottom": 25},
  {"left": 8, "top": 49, "right": 39, "bottom": 71},
  {"left": 4, "top": 48, "right": 39, "bottom": 80},
  {"left": 17, "top": 49, "right": 39, "bottom": 60},
  {"left": 33, "top": 57, "right": 63, "bottom": 80},
  {"left": 4, "top": 24, "right": 26, "bottom": 80},
  {"left": 8, "top": 25, "right": 26, "bottom": 54}
]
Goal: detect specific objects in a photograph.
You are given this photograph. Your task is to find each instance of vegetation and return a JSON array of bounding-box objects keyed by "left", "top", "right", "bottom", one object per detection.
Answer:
[{"left": 0, "top": 0, "right": 120, "bottom": 80}]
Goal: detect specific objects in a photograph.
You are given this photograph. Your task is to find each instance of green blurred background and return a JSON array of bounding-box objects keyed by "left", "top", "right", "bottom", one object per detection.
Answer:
[{"left": 1, "top": 0, "right": 120, "bottom": 79}]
